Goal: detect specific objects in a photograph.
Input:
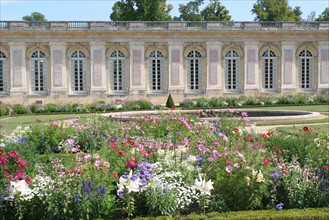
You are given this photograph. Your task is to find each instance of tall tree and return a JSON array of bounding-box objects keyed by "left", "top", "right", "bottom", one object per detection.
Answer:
[
  {"left": 110, "top": 0, "right": 172, "bottom": 21},
  {"left": 306, "top": 11, "right": 316, "bottom": 21},
  {"left": 251, "top": 0, "right": 302, "bottom": 21},
  {"left": 22, "top": 12, "right": 47, "bottom": 22},
  {"left": 200, "top": 0, "right": 231, "bottom": 21},
  {"left": 316, "top": 7, "right": 329, "bottom": 21},
  {"left": 176, "top": 0, "right": 204, "bottom": 21}
]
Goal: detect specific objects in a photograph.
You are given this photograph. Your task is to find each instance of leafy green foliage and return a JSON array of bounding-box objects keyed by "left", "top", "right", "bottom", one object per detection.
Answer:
[
  {"left": 252, "top": 0, "right": 302, "bottom": 21},
  {"left": 316, "top": 7, "right": 329, "bottom": 21},
  {"left": 110, "top": 0, "right": 173, "bottom": 21},
  {"left": 22, "top": 12, "right": 47, "bottom": 22},
  {"left": 166, "top": 94, "right": 175, "bottom": 108}
]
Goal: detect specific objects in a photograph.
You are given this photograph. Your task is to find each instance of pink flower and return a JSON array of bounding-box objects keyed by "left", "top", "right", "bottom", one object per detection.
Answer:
[
  {"left": 83, "top": 154, "right": 91, "bottom": 161},
  {"left": 95, "top": 160, "right": 101, "bottom": 167},
  {"left": 219, "top": 133, "right": 228, "bottom": 141},
  {"left": 245, "top": 135, "right": 253, "bottom": 142},
  {"left": 73, "top": 166, "right": 79, "bottom": 172},
  {"left": 241, "top": 112, "right": 248, "bottom": 117},
  {"left": 18, "top": 159, "right": 28, "bottom": 169},
  {"left": 7, "top": 151, "right": 19, "bottom": 158},
  {"left": 3, "top": 168, "right": 9, "bottom": 175},
  {"left": 15, "top": 170, "right": 24, "bottom": 179},
  {"left": 262, "top": 158, "right": 270, "bottom": 165},
  {"left": 7, "top": 175, "right": 14, "bottom": 181},
  {"left": 234, "top": 163, "right": 241, "bottom": 168},
  {"left": 67, "top": 139, "right": 75, "bottom": 145},
  {"left": 226, "top": 166, "right": 233, "bottom": 173},
  {"left": 326, "top": 166, "right": 329, "bottom": 171},
  {"left": 25, "top": 177, "right": 32, "bottom": 185},
  {"left": 114, "top": 172, "right": 119, "bottom": 179},
  {"left": 103, "top": 167, "right": 109, "bottom": 173},
  {"left": 118, "top": 150, "right": 126, "bottom": 156},
  {"left": 71, "top": 148, "right": 79, "bottom": 153},
  {"left": 126, "top": 159, "right": 136, "bottom": 169}
]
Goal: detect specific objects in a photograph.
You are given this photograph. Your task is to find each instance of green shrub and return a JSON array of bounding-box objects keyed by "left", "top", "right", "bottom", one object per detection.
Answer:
[
  {"left": 166, "top": 94, "right": 175, "bottom": 108},
  {"left": 13, "top": 104, "right": 29, "bottom": 114},
  {"left": 44, "top": 103, "right": 58, "bottom": 112}
]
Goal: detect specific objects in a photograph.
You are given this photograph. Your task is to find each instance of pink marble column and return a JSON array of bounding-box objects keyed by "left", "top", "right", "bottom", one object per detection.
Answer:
[
  {"left": 206, "top": 42, "right": 222, "bottom": 90},
  {"left": 9, "top": 42, "right": 26, "bottom": 92},
  {"left": 244, "top": 42, "right": 259, "bottom": 91},
  {"left": 90, "top": 42, "right": 106, "bottom": 91},
  {"left": 129, "top": 42, "right": 145, "bottom": 90},
  {"left": 168, "top": 43, "right": 184, "bottom": 90},
  {"left": 281, "top": 42, "right": 297, "bottom": 90},
  {"left": 50, "top": 42, "right": 67, "bottom": 92},
  {"left": 318, "top": 42, "right": 329, "bottom": 91}
]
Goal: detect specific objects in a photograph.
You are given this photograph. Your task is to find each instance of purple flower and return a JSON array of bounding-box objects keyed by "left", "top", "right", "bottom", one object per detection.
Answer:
[
  {"left": 270, "top": 172, "right": 283, "bottom": 179},
  {"left": 96, "top": 185, "right": 107, "bottom": 196},
  {"left": 276, "top": 202, "right": 284, "bottom": 210},
  {"left": 117, "top": 189, "right": 125, "bottom": 197}
]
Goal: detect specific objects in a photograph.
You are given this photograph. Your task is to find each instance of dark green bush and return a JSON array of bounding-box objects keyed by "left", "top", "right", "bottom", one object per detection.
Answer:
[{"left": 166, "top": 94, "right": 175, "bottom": 108}]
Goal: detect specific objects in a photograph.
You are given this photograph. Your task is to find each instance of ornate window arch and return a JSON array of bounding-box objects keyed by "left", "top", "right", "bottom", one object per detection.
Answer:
[
  {"left": 298, "top": 49, "right": 314, "bottom": 90},
  {"left": 70, "top": 50, "right": 87, "bottom": 93},
  {"left": 148, "top": 50, "right": 164, "bottom": 91},
  {"left": 261, "top": 50, "right": 277, "bottom": 90},
  {"left": 187, "top": 50, "right": 202, "bottom": 91},
  {"left": 0, "top": 51, "right": 7, "bottom": 94},
  {"left": 224, "top": 50, "right": 240, "bottom": 91},
  {"left": 109, "top": 50, "right": 126, "bottom": 92},
  {"left": 30, "top": 50, "right": 48, "bottom": 93}
]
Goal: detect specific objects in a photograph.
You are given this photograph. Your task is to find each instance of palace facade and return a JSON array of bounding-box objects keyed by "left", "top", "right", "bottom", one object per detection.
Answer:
[{"left": 0, "top": 21, "right": 328, "bottom": 105}]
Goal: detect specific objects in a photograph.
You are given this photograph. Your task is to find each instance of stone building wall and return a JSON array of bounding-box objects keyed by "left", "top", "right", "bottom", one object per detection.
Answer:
[{"left": 0, "top": 21, "right": 328, "bottom": 105}]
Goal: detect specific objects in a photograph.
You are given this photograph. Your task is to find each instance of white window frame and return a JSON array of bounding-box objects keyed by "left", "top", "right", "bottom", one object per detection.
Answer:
[
  {"left": 187, "top": 50, "right": 202, "bottom": 92},
  {"left": 109, "top": 50, "right": 126, "bottom": 93},
  {"left": 30, "top": 50, "right": 48, "bottom": 94},
  {"left": 0, "top": 51, "right": 7, "bottom": 95},
  {"left": 261, "top": 50, "right": 277, "bottom": 91},
  {"left": 70, "top": 51, "right": 87, "bottom": 95},
  {"left": 148, "top": 50, "right": 164, "bottom": 92},
  {"left": 224, "top": 50, "right": 240, "bottom": 92},
  {"left": 298, "top": 50, "right": 314, "bottom": 90}
]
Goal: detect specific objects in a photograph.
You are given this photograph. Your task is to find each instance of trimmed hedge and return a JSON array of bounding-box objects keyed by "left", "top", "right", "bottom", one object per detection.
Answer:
[{"left": 134, "top": 208, "right": 329, "bottom": 220}]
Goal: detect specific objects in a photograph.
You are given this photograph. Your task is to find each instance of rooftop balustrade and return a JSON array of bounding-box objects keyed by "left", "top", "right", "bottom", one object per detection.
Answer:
[{"left": 0, "top": 21, "right": 328, "bottom": 31}]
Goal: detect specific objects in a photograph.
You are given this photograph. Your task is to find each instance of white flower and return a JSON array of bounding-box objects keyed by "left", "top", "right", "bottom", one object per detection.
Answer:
[
  {"left": 117, "top": 170, "right": 142, "bottom": 194},
  {"left": 8, "top": 180, "right": 34, "bottom": 201},
  {"left": 256, "top": 171, "right": 265, "bottom": 183},
  {"left": 194, "top": 174, "right": 214, "bottom": 195}
]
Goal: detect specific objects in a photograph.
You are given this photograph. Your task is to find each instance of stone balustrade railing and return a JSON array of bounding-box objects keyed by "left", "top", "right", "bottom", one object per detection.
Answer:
[{"left": 0, "top": 21, "right": 328, "bottom": 31}]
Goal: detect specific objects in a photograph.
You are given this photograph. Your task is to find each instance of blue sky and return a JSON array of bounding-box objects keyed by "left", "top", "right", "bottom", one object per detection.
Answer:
[{"left": 0, "top": 0, "right": 328, "bottom": 21}]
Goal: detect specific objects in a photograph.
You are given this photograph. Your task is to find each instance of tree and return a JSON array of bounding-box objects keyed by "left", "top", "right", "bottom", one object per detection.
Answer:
[
  {"left": 200, "top": 0, "right": 231, "bottom": 21},
  {"left": 306, "top": 11, "right": 316, "bottom": 21},
  {"left": 110, "top": 0, "right": 173, "bottom": 21},
  {"left": 22, "top": 12, "right": 47, "bottom": 22},
  {"left": 251, "top": 0, "right": 302, "bottom": 21},
  {"left": 176, "top": 0, "right": 204, "bottom": 21},
  {"left": 316, "top": 7, "right": 329, "bottom": 21}
]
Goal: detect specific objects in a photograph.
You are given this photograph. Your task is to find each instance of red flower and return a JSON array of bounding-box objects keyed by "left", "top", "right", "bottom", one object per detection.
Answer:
[
  {"left": 114, "top": 172, "right": 119, "bottom": 179},
  {"left": 79, "top": 169, "right": 86, "bottom": 174},
  {"left": 103, "top": 167, "right": 109, "bottom": 173},
  {"left": 262, "top": 158, "right": 270, "bottom": 165},
  {"left": 3, "top": 168, "right": 9, "bottom": 175},
  {"left": 25, "top": 177, "right": 32, "bottom": 185},
  {"left": 0, "top": 149, "right": 3, "bottom": 156},
  {"left": 245, "top": 135, "right": 253, "bottom": 142},
  {"left": 262, "top": 133, "right": 268, "bottom": 138},
  {"left": 233, "top": 128, "right": 239, "bottom": 133},
  {"left": 303, "top": 126, "right": 309, "bottom": 132},
  {"left": 110, "top": 137, "right": 118, "bottom": 142},
  {"left": 110, "top": 143, "right": 117, "bottom": 149},
  {"left": 7, "top": 151, "right": 19, "bottom": 158},
  {"left": 171, "top": 106, "right": 175, "bottom": 110},
  {"left": 83, "top": 139, "right": 89, "bottom": 143},
  {"left": 274, "top": 146, "right": 283, "bottom": 154},
  {"left": 18, "top": 159, "right": 28, "bottom": 169},
  {"left": 226, "top": 159, "right": 232, "bottom": 164},
  {"left": 326, "top": 166, "right": 329, "bottom": 171},
  {"left": 129, "top": 141, "right": 135, "bottom": 146},
  {"left": 267, "top": 131, "right": 273, "bottom": 136},
  {"left": 118, "top": 150, "right": 126, "bottom": 156},
  {"left": 126, "top": 159, "right": 136, "bottom": 169}
]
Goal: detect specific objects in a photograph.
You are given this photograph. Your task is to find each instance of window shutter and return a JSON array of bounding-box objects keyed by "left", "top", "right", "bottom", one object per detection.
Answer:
[
  {"left": 30, "top": 60, "right": 36, "bottom": 91},
  {"left": 71, "top": 60, "right": 76, "bottom": 91},
  {"left": 82, "top": 59, "right": 87, "bottom": 92},
  {"left": 309, "top": 58, "right": 314, "bottom": 89},
  {"left": 149, "top": 58, "right": 153, "bottom": 91},
  {"left": 187, "top": 59, "right": 191, "bottom": 91},
  {"left": 42, "top": 59, "right": 48, "bottom": 92},
  {"left": 262, "top": 58, "right": 266, "bottom": 89},
  {"left": 160, "top": 58, "right": 164, "bottom": 91},
  {"left": 0, "top": 60, "right": 6, "bottom": 92},
  {"left": 298, "top": 58, "right": 303, "bottom": 88}
]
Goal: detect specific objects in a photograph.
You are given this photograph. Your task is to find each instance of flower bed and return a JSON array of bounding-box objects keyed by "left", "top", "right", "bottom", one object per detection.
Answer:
[{"left": 0, "top": 110, "right": 328, "bottom": 219}]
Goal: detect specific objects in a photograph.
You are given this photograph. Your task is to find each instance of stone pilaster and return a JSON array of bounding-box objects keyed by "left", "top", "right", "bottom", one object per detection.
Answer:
[
  {"left": 317, "top": 42, "right": 329, "bottom": 92},
  {"left": 90, "top": 42, "right": 106, "bottom": 92},
  {"left": 244, "top": 42, "right": 259, "bottom": 92},
  {"left": 168, "top": 42, "right": 184, "bottom": 90},
  {"left": 206, "top": 42, "right": 222, "bottom": 90},
  {"left": 49, "top": 42, "right": 67, "bottom": 92},
  {"left": 129, "top": 42, "right": 145, "bottom": 92},
  {"left": 9, "top": 42, "right": 27, "bottom": 94},
  {"left": 281, "top": 42, "right": 297, "bottom": 91}
]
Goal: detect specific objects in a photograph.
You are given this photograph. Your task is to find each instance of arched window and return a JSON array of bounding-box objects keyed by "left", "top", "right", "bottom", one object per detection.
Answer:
[
  {"left": 298, "top": 50, "right": 313, "bottom": 90},
  {"left": 0, "top": 51, "right": 7, "bottom": 94},
  {"left": 110, "top": 50, "right": 126, "bottom": 92},
  {"left": 30, "top": 50, "right": 47, "bottom": 93},
  {"left": 70, "top": 51, "right": 87, "bottom": 93},
  {"left": 149, "top": 50, "right": 164, "bottom": 91},
  {"left": 262, "top": 50, "right": 277, "bottom": 90},
  {"left": 187, "top": 50, "right": 202, "bottom": 91},
  {"left": 225, "top": 50, "right": 240, "bottom": 91}
]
